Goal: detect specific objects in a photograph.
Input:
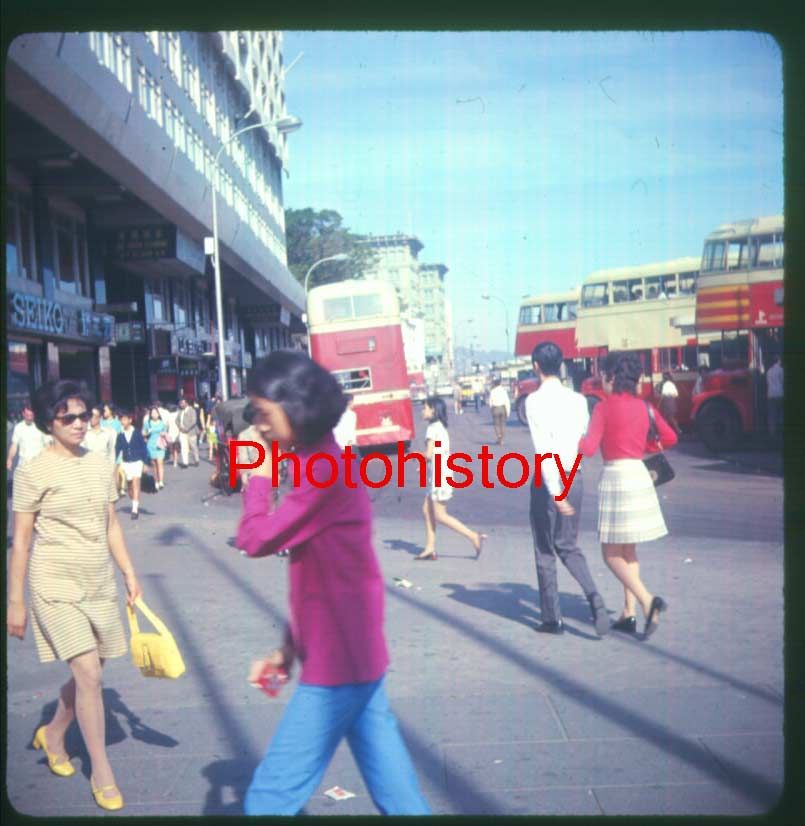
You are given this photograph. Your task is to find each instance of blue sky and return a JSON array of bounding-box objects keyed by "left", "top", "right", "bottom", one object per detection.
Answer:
[{"left": 280, "top": 31, "right": 783, "bottom": 353}]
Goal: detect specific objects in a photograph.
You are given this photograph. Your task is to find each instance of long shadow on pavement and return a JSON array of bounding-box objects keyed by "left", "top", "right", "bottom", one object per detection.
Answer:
[
  {"left": 388, "top": 585, "right": 781, "bottom": 809},
  {"left": 441, "top": 581, "right": 601, "bottom": 640}
]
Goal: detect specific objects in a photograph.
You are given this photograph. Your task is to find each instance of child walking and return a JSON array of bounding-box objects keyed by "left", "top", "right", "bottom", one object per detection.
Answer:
[
  {"left": 235, "top": 351, "right": 430, "bottom": 816},
  {"left": 415, "top": 396, "right": 486, "bottom": 561}
]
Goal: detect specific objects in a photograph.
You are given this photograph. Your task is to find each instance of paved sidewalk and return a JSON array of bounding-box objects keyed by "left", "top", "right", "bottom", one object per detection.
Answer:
[{"left": 5, "top": 453, "right": 785, "bottom": 816}]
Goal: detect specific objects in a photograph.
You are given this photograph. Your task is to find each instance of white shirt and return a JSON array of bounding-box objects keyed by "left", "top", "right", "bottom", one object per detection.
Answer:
[
  {"left": 661, "top": 380, "right": 679, "bottom": 398},
  {"left": 488, "top": 385, "right": 511, "bottom": 416},
  {"left": 11, "top": 420, "right": 49, "bottom": 466},
  {"left": 766, "top": 363, "right": 783, "bottom": 399},
  {"left": 525, "top": 377, "right": 589, "bottom": 497},
  {"left": 332, "top": 408, "right": 358, "bottom": 449},
  {"left": 425, "top": 420, "right": 451, "bottom": 489},
  {"left": 82, "top": 426, "right": 117, "bottom": 465}
]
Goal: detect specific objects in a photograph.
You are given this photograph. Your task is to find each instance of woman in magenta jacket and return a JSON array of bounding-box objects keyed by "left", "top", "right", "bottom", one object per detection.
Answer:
[
  {"left": 579, "top": 352, "right": 678, "bottom": 639},
  {"left": 236, "top": 351, "right": 430, "bottom": 816}
]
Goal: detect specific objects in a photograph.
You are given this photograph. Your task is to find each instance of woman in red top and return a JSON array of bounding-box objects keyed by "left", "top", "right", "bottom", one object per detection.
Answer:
[
  {"left": 235, "top": 351, "right": 430, "bottom": 816},
  {"left": 579, "top": 352, "right": 678, "bottom": 638}
]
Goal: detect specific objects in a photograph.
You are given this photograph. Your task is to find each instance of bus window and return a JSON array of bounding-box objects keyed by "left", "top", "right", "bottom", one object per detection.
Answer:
[
  {"left": 613, "top": 278, "right": 642, "bottom": 303},
  {"left": 332, "top": 367, "right": 372, "bottom": 391},
  {"left": 519, "top": 305, "right": 541, "bottom": 325},
  {"left": 678, "top": 272, "right": 696, "bottom": 294},
  {"left": 353, "top": 293, "right": 384, "bottom": 317},
  {"left": 582, "top": 283, "right": 608, "bottom": 307},
  {"left": 752, "top": 233, "right": 784, "bottom": 268},
  {"left": 323, "top": 296, "right": 353, "bottom": 322},
  {"left": 543, "top": 303, "right": 560, "bottom": 323},
  {"left": 727, "top": 239, "right": 750, "bottom": 271},
  {"left": 566, "top": 302, "right": 578, "bottom": 320},
  {"left": 702, "top": 240, "right": 726, "bottom": 273}
]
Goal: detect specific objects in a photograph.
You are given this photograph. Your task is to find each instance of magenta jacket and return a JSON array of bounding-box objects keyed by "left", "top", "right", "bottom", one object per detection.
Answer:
[{"left": 236, "top": 433, "right": 389, "bottom": 686}]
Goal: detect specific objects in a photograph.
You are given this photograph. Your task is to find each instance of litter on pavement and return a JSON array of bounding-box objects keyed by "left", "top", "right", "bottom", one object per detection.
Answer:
[
  {"left": 324, "top": 786, "right": 356, "bottom": 801},
  {"left": 393, "top": 577, "right": 413, "bottom": 588}
]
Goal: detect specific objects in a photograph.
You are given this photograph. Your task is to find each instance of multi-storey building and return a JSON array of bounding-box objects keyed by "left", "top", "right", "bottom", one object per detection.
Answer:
[
  {"left": 6, "top": 31, "right": 304, "bottom": 409},
  {"left": 360, "top": 234, "right": 424, "bottom": 316},
  {"left": 418, "top": 263, "right": 449, "bottom": 364}
]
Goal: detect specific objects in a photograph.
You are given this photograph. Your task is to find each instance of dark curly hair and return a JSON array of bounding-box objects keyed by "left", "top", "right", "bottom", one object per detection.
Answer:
[
  {"left": 31, "top": 379, "right": 94, "bottom": 434},
  {"left": 246, "top": 351, "right": 348, "bottom": 445},
  {"left": 602, "top": 351, "right": 642, "bottom": 395}
]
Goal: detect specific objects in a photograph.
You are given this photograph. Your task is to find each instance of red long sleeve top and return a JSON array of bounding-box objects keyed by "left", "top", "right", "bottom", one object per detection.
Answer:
[
  {"left": 578, "top": 392, "right": 678, "bottom": 461},
  {"left": 236, "top": 434, "right": 389, "bottom": 686}
]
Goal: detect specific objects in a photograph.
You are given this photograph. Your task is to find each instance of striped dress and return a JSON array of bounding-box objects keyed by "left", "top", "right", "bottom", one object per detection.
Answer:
[{"left": 12, "top": 448, "right": 127, "bottom": 663}]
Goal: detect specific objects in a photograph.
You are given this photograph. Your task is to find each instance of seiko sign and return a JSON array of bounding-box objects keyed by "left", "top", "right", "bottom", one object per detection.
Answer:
[{"left": 8, "top": 292, "right": 114, "bottom": 344}]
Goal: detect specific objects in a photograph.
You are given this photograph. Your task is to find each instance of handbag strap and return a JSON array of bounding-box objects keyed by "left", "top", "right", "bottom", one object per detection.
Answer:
[
  {"left": 645, "top": 401, "right": 662, "bottom": 450},
  {"left": 127, "top": 598, "right": 172, "bottom": 637}
]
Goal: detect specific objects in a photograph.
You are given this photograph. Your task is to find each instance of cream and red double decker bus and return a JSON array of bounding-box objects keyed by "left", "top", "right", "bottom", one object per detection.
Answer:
[
  {"left": 513, "top": 290, "right": 587, "bottom": 422},
  {"left": 307, "top": 279, "right": 415, "bottom": 448},
  {"left": 575, "top": 256, "right": 704, "bottom": 423},
  {"left": 691, "top": 215, "right": 783, "bottom": 451}
]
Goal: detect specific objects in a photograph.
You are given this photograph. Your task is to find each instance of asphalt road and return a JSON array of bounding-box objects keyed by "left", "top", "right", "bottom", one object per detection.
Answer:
[{"left": 5, "top": 406, "right": 785, "bottom": 816}]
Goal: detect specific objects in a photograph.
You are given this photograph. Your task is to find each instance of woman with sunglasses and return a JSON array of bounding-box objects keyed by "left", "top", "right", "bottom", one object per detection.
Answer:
[{"left": 7, "top": 380, "right": 143, "bottom": 811}]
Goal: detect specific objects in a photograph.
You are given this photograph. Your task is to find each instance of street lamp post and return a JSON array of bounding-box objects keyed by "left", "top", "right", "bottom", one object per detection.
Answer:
[
  {"left": 303, "top": 253, "right": 350, "bottom": 356},
  {"left": 209, "top": 115, "right": 302, "bottom": 400},
  {"left": 481, "top": 294, "right": 510, "bottom": 356}
]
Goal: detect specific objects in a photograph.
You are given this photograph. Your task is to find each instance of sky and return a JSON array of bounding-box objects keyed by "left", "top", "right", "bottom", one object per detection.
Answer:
[{"left": 280, "top": 31, "right": 783, "bottom": 354}]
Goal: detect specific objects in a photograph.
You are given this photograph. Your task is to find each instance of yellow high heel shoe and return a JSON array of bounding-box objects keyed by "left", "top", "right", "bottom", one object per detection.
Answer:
[
  {"left": 32, "top": 725, "right": 75, "bottom": 777},
  {"left": 91, "top": 777, "right": 124, "bottom": 811}
]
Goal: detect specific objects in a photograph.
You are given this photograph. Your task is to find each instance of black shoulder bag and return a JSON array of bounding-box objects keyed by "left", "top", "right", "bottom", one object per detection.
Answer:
[{"left": 643, "top": 402, "right": 675, "bottom": 487}]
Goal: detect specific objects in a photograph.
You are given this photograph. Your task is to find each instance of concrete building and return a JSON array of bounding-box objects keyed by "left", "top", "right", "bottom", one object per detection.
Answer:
[
  {"left": 418, "top": 263, "right": 449, "bottom": 365},
  {"left": 6, "top": 30, "right": 304, "bottom": 410},
  {"left": 360, "top": 234, "right": 424, "bottom": 317}
]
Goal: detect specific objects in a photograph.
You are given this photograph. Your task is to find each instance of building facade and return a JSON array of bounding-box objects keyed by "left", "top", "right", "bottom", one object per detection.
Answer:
[
  {"left": 360, "top": 234, "right": 424, "bottom": 316},
  {"left": 6, "top": 31, "right": 304, "bottom": 411},
  {"left": 418, "top": 263, "right": 449, "bottom": 364}
]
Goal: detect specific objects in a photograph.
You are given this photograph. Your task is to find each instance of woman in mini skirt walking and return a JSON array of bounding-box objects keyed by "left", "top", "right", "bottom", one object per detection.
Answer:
[{"left": 579, "top": 352, "right": 678, "bottom": 637}]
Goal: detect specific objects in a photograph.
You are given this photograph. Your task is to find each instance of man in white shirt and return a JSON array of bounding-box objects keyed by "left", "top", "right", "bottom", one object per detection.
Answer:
[
  {"left": 333, "top": 397, "right": 357, "bottom": 449},
  {"left": 526, "top": 342, "right": 609, "bottom": 637},
  {"left": 766, "top": 356, "right": 783, "bottom": 440},
  {"left": 659, "top": 372, "right": 681, "bottom": 435},
  {"left": 6, "top": 404, "right": 49, "bottom": 473},
  {"left": 488, "top": 378, "right": 511, "bottom": 445},
  {"left": 82, "top": 405, "right": 117, "bottom": 465}
]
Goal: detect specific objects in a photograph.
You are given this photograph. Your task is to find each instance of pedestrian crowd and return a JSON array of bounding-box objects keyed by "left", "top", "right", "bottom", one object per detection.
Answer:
[{"left": 6, "top": 342, "right": 694, "bottom": 816}]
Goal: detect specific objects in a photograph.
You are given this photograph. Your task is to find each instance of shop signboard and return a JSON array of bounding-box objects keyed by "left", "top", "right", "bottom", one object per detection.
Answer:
[
  {"left": 7, "top": 291, "right": 114, "bottom": 344},
  {"left": 107, "top": 225, "right": 176, "bottom": 261},
  {"left": 115, "top": 321, "right": 145, "bottom": 343}
]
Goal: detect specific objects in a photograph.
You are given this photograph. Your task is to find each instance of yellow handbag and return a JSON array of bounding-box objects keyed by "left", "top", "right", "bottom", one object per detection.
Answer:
[{"left": 126, "top": 598, "right": 186, "bottom": 679}]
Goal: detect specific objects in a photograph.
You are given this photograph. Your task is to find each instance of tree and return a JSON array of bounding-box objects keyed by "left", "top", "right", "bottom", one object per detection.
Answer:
[{"left": 284, "top": 207, "right": 377, "bottom": 287}]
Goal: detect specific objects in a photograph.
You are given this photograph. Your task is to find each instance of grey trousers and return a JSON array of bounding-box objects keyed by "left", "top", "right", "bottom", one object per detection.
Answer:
[{"left": 529, "top": 474, "right": 597, "bottom": 624}]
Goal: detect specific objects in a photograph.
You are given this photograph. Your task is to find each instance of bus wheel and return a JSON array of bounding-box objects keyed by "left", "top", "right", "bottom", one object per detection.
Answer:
[
  {"left": 585, "top": 395, "right": 600, "bottom": 416},
  {"left": 696, "top": 401, "right": 741, "bottom": 453},
  {"left": 516, "top": 395, "right": 529, "bottom": 425}
]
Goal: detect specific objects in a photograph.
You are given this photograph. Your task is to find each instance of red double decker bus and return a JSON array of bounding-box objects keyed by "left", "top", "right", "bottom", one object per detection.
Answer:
[
  {"left": 691, "top": 215, "right": 784, "bottom": 450},
  {"left": 307, "top": 280, "right": 415, "bottom": 448}
]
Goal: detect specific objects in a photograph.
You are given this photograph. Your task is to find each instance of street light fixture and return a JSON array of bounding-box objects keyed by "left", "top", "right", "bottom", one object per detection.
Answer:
[
  {"left": 481, "top": 294, "right": 510, "bottom": 356},
  {"left": 304, "top": 253, "right": 350, "bottom": 355},
  {"left": 209, "top": 115, "right": 303, "bottom": 400}
]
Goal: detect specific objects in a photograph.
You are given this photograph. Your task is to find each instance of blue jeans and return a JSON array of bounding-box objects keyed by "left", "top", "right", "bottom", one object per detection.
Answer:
[{"left": 244, "top": 676, "right": 431, "bottom": 815}]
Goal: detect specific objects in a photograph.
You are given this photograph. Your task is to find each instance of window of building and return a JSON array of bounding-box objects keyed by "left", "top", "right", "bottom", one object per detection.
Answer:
[
  {"left": 145, "top": 31, "right": 159, "bottom": 54},
  {"left": 174, "top": 112, "right": 187, "bottom": 154},
  {"left": 6, "top": 191, "right": 37, "bottom": 281},
  {"left": 173, "top": 280, "right": 189, "bottom": 327},
  {"left": 52, "top": 214, "right": 88, "bottom": 296},
  {"left": 193, "top": 285, "right": 209, "bottom": 330},
  {"left": 225, "top": 301, "right": 238, "bottom": 341},
  {"left": 112, "top": 34, "right": 132, "bottom": 92},
  {"left": 149, "top": 278, "right": 169, "bottom": 322},
  {"left": 166, "top": 32, "right": 182, "bottom": 80},
  {"left": 182, "top": 54, "right": 200, "bottom": 108},
  {"left": 164, "top": 97, "right": 177, "bottom": 143}
]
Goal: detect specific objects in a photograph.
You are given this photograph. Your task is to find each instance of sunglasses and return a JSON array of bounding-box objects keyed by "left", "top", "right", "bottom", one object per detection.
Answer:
[{"left": 54, "top": 411, "right": 92, "bottom": 425}]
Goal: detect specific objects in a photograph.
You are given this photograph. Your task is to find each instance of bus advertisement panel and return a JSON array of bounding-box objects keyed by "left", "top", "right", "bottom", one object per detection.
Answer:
[
  {"left": 691, "top": 215, "right": 783, "bottom": 450},
  {"left": 307, "top": 280, "right": 415, "bottom": 448}
]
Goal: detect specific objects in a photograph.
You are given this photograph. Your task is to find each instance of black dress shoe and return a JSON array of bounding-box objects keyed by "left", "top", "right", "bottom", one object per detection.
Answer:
[
  {"left": 534, "top": 621, "right": 564, "bottom": 635},
  {"left": 589, "top": 592, "right": 610, "bottom": 637},
  {"left": 131, "top": 511, "right": 139, "bottom": 521},
  {"left": 643, "top": 597, "right": 668, "bottom": 638},
  {"left": 611, "top": 615, "right": 637, "bottom": 633}
]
